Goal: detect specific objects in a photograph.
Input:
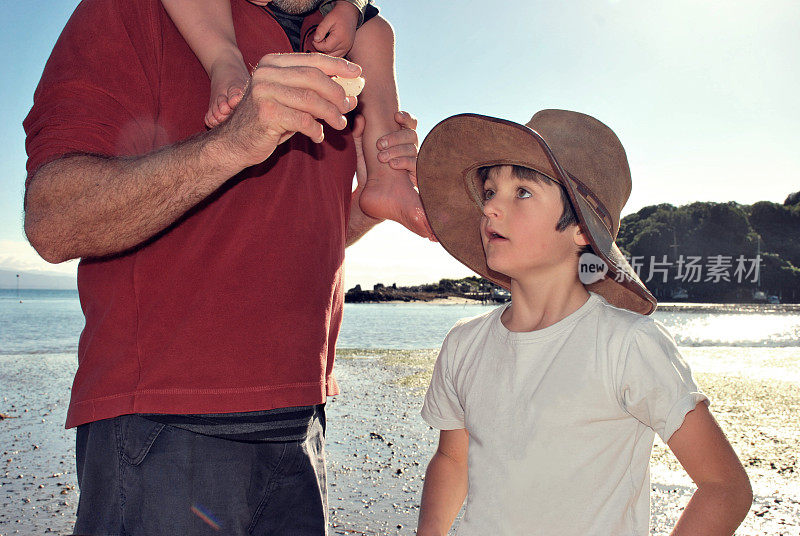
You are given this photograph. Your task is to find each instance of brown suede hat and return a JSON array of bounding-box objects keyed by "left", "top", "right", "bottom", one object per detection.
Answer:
[{"left": 416, "top": 110, "right": 657, "bottom": 315}]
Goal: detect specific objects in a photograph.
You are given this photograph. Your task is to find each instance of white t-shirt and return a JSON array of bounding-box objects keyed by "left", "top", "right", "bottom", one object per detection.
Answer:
[{"left": 421, "top": 292, "right": 707, "bottom": 536}]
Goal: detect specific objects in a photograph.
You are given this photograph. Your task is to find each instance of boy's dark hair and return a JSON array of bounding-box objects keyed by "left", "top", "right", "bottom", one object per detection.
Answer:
[{"left": 477, "top": 165, "right": 592, "bottom": 255}]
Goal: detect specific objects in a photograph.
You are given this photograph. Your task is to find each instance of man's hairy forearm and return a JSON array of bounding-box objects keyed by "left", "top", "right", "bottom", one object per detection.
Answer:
[{"left": 24, "top": 131, "right": 240, "bottom": 263}]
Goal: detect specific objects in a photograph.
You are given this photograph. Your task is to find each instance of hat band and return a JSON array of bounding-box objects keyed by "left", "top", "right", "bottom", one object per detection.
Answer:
[{"left": 564, "top": 172, "right": 614, "bottom": 235}]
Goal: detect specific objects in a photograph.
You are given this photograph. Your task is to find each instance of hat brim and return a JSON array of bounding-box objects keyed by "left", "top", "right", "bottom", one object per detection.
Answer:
[{"left": 417, "top": 113, "right": 657, "bottom": 315}]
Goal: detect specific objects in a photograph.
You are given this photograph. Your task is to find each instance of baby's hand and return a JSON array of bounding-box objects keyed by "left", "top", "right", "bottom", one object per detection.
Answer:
[{"left": 313, "top": 1, "right": 359, "bottom": 58}]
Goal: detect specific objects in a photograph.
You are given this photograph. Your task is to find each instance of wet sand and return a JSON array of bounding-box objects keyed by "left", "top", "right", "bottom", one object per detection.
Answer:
[{"left": 2, "top": 348, "right": 799, "bottom": 535}]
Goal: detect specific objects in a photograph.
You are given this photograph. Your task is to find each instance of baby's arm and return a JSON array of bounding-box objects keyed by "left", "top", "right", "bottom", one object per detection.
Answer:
[
  {"left": 161, "top": 0, "right": 249, "bottom": 127},
  {"left": 417, "top": 429, "right": 469, "bottom": 536},
  {"left": 667, "top": 402, "right": 753, "bottom": 535}
]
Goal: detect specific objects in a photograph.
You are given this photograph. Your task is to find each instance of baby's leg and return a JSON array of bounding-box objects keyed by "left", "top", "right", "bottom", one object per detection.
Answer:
[
  {"left": 347, "top": 16, "right": 432, "bottom": 239},
  {"left": 161, "top": 0, "right": 249, "bottom": 127}
]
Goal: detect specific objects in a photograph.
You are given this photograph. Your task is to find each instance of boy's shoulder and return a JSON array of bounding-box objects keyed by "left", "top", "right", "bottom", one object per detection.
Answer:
[
  {"left": 580, "top": 292, "right": 662, "bottom": 342},
  {"left": 439, "top": 305, "right": 505, "bottom": 349},
  {"left": 589, "top": 293, "right": 676, "bottom": 352},
  {"left": 449, "top": 304, "right": 504, "bottom": 335},
  {"left": 591, "top": 292, "right": 650, "bottom": 325}
]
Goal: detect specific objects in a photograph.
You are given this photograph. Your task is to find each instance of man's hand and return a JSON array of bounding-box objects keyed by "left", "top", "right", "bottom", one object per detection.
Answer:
[
  {"left": 214, "top": 52, "right": 362, "bottom": 171},
  {"left": 352, "top": 110, "right": 419, "bottom": 193},
  {"left": 25, "top": 53, "right": 364, "bottom": 263},
  {"left": 377, "top": 111, "right": 420, "bottom": 184}
]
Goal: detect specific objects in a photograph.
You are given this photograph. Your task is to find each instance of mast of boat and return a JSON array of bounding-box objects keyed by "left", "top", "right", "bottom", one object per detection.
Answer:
[
  {"left": 669, "top": 228, "right": 679, "bottom": 261},
  {"left": 669, "top": 229, "right": 680, "bottom": 298},
  {"left": 756, "top": 235, "right": 761, "bottom": 290}
]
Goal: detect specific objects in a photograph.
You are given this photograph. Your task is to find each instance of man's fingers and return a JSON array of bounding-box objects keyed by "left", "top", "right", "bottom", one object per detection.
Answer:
[
  {"left": 254, "top": 64, "right": 356, "bottom": 115},
  {"left": 252, "top": 81, "right": 348, "bottom": 132},
  {"left": 395, "top": 110, "right": 418, "bottom": 130},
  {"left": 257, "top": 52, "right": 362, "bottom": 79},
  {"left": 377, "top": 125, "right": 419, "bottom": 151},
  {"left": 225, "top": 53, "right": 365, "bottom": 152},
  {"left": 274, "top": 105, "right": 325, "bottom": 144},
  {"left": 388, "top": 156, "right": 418, "bottom": 183},
  {"left": 378, "top": 143, "right": 417, "bottom": 163}
]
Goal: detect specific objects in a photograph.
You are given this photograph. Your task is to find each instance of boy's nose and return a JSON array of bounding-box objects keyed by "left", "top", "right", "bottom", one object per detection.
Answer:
[{"left": 482, "top": 198, "right": 501, "bottom": 218}]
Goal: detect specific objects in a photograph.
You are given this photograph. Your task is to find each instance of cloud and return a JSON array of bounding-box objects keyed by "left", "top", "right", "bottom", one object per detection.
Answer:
[
  {"left": 0, "top": 239, "right": 78, "bottom": 275},
  {"left": 344, "top": 222, "right": 475, "bottom": 290},
  {"left": 1, "top": 227, "right": 476, "bottom": 289}
]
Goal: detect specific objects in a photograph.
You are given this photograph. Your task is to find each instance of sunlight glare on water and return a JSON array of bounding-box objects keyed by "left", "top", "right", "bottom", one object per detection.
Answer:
[{"left": 658, "top": 312, "right": 800, "bottom": 347}]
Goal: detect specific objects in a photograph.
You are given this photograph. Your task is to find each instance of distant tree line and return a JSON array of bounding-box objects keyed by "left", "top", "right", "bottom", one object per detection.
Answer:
[
  {"left": 615, "top": 191, "right": 800, "bottom": 302},
  {"left": 345, "top": 277, "right": 491, "bottom": 302}
]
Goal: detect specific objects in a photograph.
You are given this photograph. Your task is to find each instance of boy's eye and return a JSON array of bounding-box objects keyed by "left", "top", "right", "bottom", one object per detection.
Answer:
[
  {"left": 516, "top": 188, "right": 532, "bottom": 199},
  {"left": 483, "top": 189, "right": 495, "bottom": 201}
]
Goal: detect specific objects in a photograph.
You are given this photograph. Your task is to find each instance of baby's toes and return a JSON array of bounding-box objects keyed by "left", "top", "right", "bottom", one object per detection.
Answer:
[
  {"left": 205, "top": 109, "right": 219, "bottom": 129},
  {"left": 227, "top": 87, "right": 244, "bottom": 109},
  {"left": 216, "top": 94, "right": 232, "bottom": 116}
]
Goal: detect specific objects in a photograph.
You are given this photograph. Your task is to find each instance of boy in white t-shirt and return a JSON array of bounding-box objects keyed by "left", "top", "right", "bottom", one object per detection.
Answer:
[{"left": 413, "top": 110, "right": 753, "bottom": 535}]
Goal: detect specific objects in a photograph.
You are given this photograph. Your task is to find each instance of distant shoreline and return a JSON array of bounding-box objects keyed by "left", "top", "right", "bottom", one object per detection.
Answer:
[
  {"left": 654, "top": 302, "right": 800, "bottom": 313},
  {"left": 3, "top": 289, "right": 798, "bottom": 312},
  {"left": 346, "top": 296, "right": 800, "bottom": 313},
  {"left": 344, "top": 275, "right": 797, "bottom": 307}
]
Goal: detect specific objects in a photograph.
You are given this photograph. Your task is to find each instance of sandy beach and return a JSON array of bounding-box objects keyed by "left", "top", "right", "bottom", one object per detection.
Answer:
[{"left": 2, "top": 347, "right": 799, "bottom": 535}]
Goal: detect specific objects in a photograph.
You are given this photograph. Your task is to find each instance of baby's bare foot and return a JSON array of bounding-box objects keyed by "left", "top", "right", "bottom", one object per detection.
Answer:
[
  {"left": 360, "top": 174, "right": 434, "bottom": 239},
  {"left": 205, "top": 53, "right": 249, "bottom": 128}
]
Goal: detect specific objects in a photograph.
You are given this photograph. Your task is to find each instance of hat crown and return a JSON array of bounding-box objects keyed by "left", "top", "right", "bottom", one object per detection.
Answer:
[{"left": 527, "top": 110, "right": 631, "bottom": 237}]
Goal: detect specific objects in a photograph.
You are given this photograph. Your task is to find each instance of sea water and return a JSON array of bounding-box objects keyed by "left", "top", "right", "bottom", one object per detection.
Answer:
[
  {"left": 1, "top": 289, "right": 799, "bottom": 355},
  {"left": 2, "top": 290, "right": 799, "bottom": 534}
]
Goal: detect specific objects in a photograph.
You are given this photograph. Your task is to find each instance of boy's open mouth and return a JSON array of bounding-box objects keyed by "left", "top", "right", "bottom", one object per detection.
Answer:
[{"left": 485, "top": 227, "right": 507, "bottom": 241}]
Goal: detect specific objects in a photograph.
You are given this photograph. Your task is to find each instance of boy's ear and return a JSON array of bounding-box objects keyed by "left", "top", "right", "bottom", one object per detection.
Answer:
[{"left": 573, "top": 227, "right": 590, "bottom": 247}]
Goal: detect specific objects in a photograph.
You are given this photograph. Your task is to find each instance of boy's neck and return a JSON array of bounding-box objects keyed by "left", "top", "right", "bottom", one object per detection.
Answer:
[{"left": 502, "top": 271, "right": 591, "bottom": 333}]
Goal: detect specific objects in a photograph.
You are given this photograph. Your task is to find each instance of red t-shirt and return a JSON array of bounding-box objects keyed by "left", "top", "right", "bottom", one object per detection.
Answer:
[{"left": 24, "top": 0, "right": 356, "bottom": 429}]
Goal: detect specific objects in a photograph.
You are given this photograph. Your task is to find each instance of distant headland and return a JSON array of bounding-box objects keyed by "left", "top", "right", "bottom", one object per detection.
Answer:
[
  {"left": 345, "top": 277, "right": 496, "bottom": 303},
  {"left": 347, "top": 190, "right": 800, "bottom": 305}
]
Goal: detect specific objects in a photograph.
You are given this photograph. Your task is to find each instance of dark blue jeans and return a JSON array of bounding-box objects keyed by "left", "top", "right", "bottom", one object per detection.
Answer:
[{"left": 73, "top": 411, "right": 327, "bottom": 535}]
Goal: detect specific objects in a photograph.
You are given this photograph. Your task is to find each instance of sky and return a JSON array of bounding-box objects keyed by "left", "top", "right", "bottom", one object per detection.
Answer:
[{"left": 1, "top": 0, "right": 798, "bottom": 289}]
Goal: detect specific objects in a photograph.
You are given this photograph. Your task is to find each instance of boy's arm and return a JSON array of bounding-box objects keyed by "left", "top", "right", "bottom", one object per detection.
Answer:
[
  {"left": 667, "top": 402, "right": 753, "bottom": 535},
  {"left": 417, "top": 429, "right": 469, "bottom": 536}
]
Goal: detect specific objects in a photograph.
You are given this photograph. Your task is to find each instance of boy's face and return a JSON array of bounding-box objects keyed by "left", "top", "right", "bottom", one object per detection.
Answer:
[{"left": 480, "top": 166, "right": 583, "bottom": 281}]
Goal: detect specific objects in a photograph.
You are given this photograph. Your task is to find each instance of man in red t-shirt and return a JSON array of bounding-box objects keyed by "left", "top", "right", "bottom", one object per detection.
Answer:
[{"left": 23, "top": 0, "right": 421, "bottom": 533}]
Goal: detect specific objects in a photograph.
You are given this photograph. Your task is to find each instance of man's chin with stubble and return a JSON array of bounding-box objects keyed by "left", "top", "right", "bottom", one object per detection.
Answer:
[{"left": 249, "top": 0, "right": 324, "bottom": 15}]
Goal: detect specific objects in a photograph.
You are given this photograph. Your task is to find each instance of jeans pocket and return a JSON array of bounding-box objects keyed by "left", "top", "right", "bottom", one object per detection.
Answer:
[{"left": 114, "top": 415, "right": 166, "bottom": 466}]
